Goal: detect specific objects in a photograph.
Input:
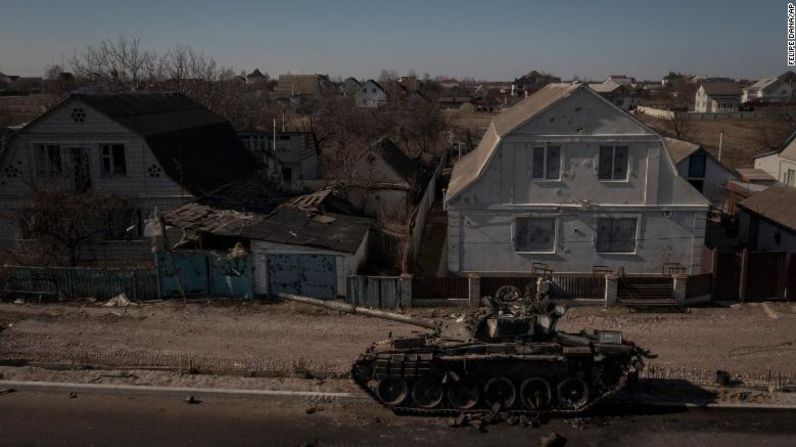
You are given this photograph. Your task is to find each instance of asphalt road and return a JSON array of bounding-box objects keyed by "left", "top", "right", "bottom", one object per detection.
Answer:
[{"left": 1, "top": 389, "right": 795, "bottom": 447}]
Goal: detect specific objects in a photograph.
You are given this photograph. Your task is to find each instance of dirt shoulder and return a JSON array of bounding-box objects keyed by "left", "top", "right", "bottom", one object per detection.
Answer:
[{"left": 1, "top": 300, "right": 795, "bottom": 384}]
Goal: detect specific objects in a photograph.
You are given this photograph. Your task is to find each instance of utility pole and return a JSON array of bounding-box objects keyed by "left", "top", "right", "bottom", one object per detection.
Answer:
[{"left": 718, "top": 129, "right": 724, "bottom": 162}]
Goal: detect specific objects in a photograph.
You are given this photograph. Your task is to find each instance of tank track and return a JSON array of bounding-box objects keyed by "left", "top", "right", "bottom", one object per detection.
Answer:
[{"left": 351, "top": 356, "right": 629, "bottom": 417}]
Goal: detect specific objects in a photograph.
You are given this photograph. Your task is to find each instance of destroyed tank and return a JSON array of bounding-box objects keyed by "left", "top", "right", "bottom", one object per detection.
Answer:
[{"left": 281, "top": 281, "right": 650, "bottom": 416}]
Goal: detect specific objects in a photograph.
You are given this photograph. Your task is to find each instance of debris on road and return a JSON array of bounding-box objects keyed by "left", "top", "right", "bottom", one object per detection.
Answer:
[
  {"left": 68, "top": 392, "right": 77, "bottom": 399},
  {"left": 540, "top": 431, "right": 567, "bottom": 447},
  {"left": 184, "top": 395, "right": 201, "bottom": 404},
  {"left": 0, "top": 388, "right": 16, "bottom": 396},
  {"left": 305, "top": 406, "right": 325, "bottom": 414},
  {"left": 105, "top": 294, "right": 137, "bottom": 307},
  {"left": 13, "top": 298, "right": 25, "bottom": 305}
]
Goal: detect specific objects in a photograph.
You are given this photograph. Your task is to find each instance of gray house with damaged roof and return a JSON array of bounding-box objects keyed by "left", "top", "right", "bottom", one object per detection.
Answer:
[
  {"left": 340, "top": 137, "right": 424, "bottom": 224},
  {"left": 445, "top": 83, "right": 710, "bottom": 275},
  {"left": 165, "top": 189, "right": 372, "bottom": 298},
  {"left": 0, "top": 92, "right": 257, "bottom": 261}
]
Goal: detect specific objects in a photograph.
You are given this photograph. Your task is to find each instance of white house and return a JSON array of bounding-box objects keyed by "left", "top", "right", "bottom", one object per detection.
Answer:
[
  {"left": 694, "top": 82, "right": 742, "bottom": 113},
  {"left": 742, "top": 77, "right": 793, "bottom": 103},
  {"left": 445, "top": 83, "right": 709, "bottom": 275},
  {"left": 663, "top": 137, "right": 736, "bottom": 208},
  {"left": 754, "top": 135, "right": 796, "bottom": 187},
  {"left": 355, "top": 80, "right": 387, "bottom": 108},
  {"left": 238, "top": 130, "right": 319, "bottom": 191},
  {"left": 0, "top": 93, "right": 257, "bottom": 261}
]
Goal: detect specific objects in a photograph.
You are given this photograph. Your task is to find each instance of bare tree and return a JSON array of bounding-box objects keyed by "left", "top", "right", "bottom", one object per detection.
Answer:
[
  {"left": 753, "top": 112, "right": 796, "bottom": 153},
  {"left": 69, "top": 36, "right": 158, "bottom": 91},
  {"left": 662, "top": 112, "right": 695, "bottom": 140},
  {"left": 13, "top": 181, "right": 133, "bottom": 266}
]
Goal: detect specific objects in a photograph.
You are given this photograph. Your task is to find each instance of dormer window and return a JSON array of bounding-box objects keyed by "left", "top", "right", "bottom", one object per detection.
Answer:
[{"left": 71, "top": 108, "right": 86, "bottom": 123}]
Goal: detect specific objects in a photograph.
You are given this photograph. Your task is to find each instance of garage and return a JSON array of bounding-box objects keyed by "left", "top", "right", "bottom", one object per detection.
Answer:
[{"left": 266, "top": 253, "right": 337, "bottom": 299}]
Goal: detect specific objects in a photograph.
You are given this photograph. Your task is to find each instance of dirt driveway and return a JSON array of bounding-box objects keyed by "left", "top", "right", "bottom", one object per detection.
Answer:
[{"left": 1, "top": 300, "right": 795, "bottom": 383}]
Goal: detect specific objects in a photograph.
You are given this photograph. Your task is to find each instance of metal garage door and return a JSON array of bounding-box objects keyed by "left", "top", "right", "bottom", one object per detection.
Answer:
[{"left": 267, "top": 254, "right": 337, "bottom": 299}]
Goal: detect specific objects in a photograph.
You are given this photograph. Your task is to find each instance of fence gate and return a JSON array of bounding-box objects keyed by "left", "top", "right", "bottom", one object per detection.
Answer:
[
  {"left": 713, "top": 252, "right": 741, "bottom": 301},
  {"left": 745, "top": 252, "right": 788, "bottom": 301},
  {"left": 155, "top": 251, "right": 253, "bottom": 299},
  {"left": 267, "top": 254, "right": 336, "bottom": 300},
  {"left": 346, "top": 276, "right": 400, "bottom": 309}
]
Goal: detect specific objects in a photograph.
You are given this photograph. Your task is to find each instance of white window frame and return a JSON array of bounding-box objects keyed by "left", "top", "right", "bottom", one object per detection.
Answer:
[
  {"left": 785, "top": 168, "right": 796, "bottom": 186},
  {"left": 530, "top": 144, "right": 562, "bottom": 181},
  {"left": 597, "top": 145, "right": 630, "bottom": 182},
  {"left": 512, "top": 216, "right": 558, "bottom": 254},
  {"left": 594, "top": 215, "right": 640, "bottom": 255}
]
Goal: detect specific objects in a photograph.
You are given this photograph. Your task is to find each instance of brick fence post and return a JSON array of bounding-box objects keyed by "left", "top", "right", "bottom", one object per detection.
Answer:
[
  {"left": 604, "top": 273, "right": 618, "bottom": 308},
  {"left": 399, "top": 274, "right": 413, "bottom": 308},
  {"left": 468, "top": 273, "right": 481, "bottom": 308}
]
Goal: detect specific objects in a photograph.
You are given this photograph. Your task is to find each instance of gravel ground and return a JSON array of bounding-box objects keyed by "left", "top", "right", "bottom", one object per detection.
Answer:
[{"left": 1, "top": 299, "right": 795, "bottom": 384}]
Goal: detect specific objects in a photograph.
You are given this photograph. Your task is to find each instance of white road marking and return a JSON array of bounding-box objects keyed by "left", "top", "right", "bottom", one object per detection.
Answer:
[
  {"left": 0, "top": 380, "right": 363, "bottom": 400},
  {"left": 761, "top": 303, "right": 779, "bottom": 319}
]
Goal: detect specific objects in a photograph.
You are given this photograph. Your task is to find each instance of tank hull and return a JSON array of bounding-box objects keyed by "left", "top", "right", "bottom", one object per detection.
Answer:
[{"left": 351, "top": 338, "right": 641, "bottom": 416}]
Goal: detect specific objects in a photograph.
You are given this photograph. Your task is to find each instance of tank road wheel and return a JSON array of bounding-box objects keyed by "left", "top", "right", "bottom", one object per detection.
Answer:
[
  {"left": 484, "top": 376, "right": 516, "bottom": 409},
  {"left": 557, "top": 378, "right": 590, "bottom": 410},
  {"left": 411, "top": 377, "right": 444, "bottom": 409},
  {"left": 351, "top": 362, "right": 372, "bottom": 384},
  {"left": 447, "top": 377, "right": 480, "bottom": 410},
  {"left": 520, "top": 377, "right": 552, "bottom": 410},
  {"left": 377, "top": 378, "right": 409, "bottom": 406}
]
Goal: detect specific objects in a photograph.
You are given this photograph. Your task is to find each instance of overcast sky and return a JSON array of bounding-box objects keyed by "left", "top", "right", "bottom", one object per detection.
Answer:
[{"left": 0, "top": 0, "right": 789, "bottom": 81}]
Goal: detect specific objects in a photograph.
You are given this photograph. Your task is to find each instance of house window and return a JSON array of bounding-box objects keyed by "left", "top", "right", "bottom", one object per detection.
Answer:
[
  {"left": 785, "top": 169, "right": 796, "bottom": 186},
  {"left": 688, "top": 153, "right": 706, "bottom": 178},
  {"left": 514, "top": 217, "right": 556, "bottom": 252},
  {"left": 598, "top": 145, "right": 629, "bottom": 180},
  {"left": 531, "top": 145, "right": 561, "bottom": 180},
  {"left": 241, "top": 134, "right": 267, "bottom": 152},
  {"left": 596, "top": 217, "right": 637, "bottom": 253},
  {"left": 100, "top": 144, "right": 127, "bottom": 175},
  {"left": 34, "top": 144, "right": 62, "bottom": 176}
]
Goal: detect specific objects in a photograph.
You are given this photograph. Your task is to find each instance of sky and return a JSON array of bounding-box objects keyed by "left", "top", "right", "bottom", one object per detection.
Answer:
[{"left": 0, "top": 0, "right": 790, "bottom": 81}]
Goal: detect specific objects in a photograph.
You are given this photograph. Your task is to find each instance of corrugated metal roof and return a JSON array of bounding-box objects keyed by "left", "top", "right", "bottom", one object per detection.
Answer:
[
  {"left": 365, "top": 137, "right": 420, "bottom": 186},
  {"left": 76, "top": 93, "right": 227, "bottom": 136},
  {"left": 73, "top": 93, "right": 257, "bottom": 197},
  {"left": 701, "top": 82, "right": 742, "bottom": 96},
  {"left": 738, "top": 183, "right": 796, "bottom": 232},
  {"left": 274, "top": 74, "right": 322, "bottom": 96},
  {"left": 164, "top": 201, "right": 372, "bottom": 254},
  {"left": 588, "top": 80, "right": 623, "bottom": 93},
  {"left": 446, "top": 83, "right": 580, "bottom": 200},
  {"left": 735, "top": 168, "right": 776, "bottom": 183}
]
